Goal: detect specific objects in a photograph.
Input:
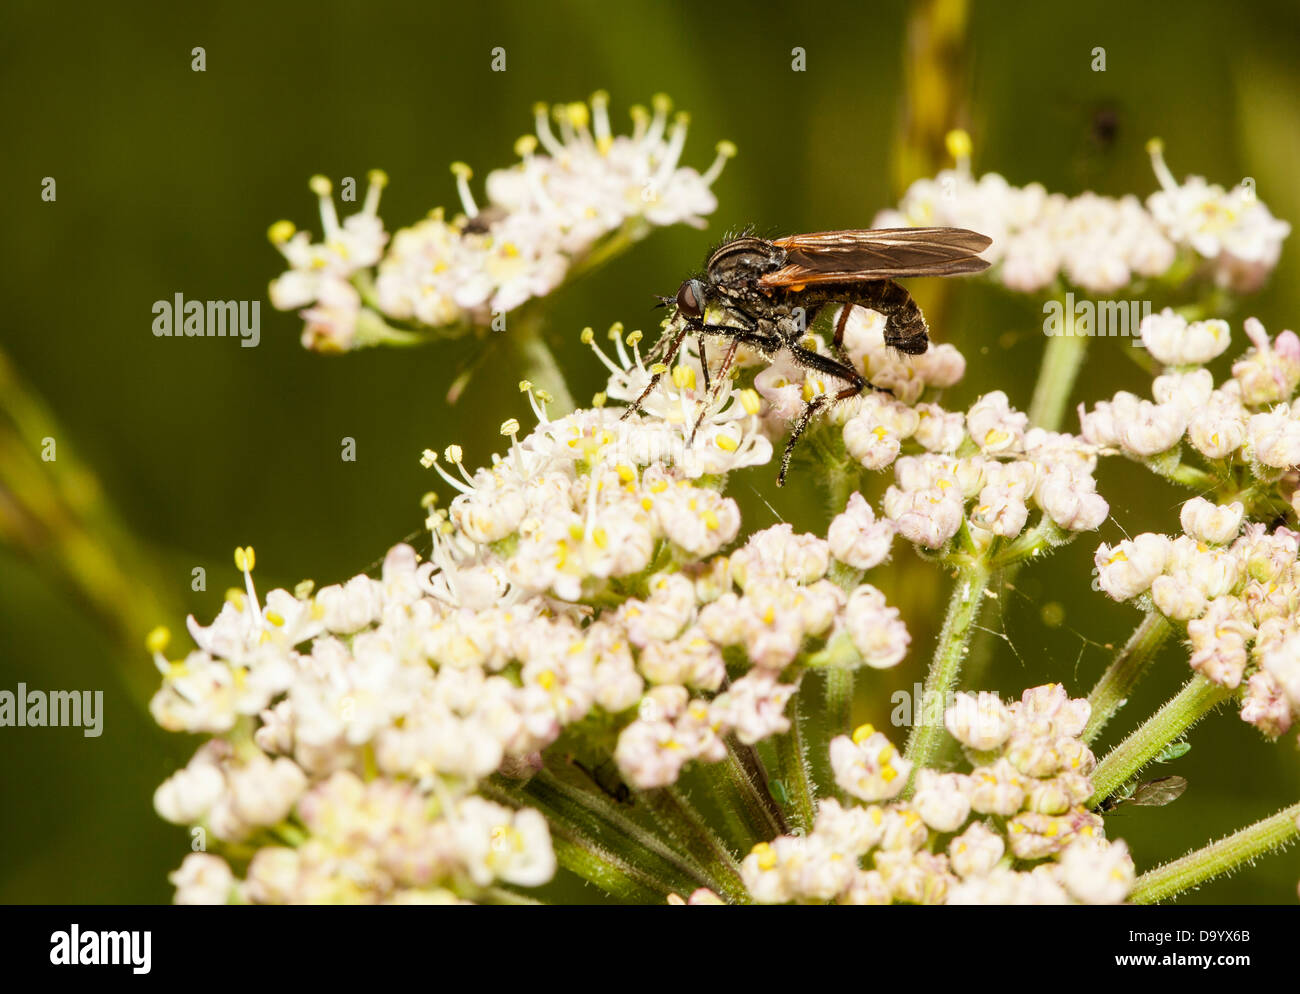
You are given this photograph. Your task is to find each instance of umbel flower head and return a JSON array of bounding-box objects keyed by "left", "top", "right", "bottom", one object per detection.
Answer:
[
  {"left": 739, "top": 685, "right": 1134, "bottom": 905},
  {"left": 876, "top": 131, "right": 1288, "bottom": 296},
  {"left": 267, "top": 93, "right": 735, "bottom": 352}
]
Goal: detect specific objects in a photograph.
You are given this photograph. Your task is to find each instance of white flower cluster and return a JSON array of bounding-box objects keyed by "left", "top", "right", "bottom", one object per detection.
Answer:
[
  {"left": 268, "top": 93, "right": 733, "bottom": 350},
  {"left": 739, "top": 685, "right": 1134, "bottom": 905},
  {"left": 1080, "top": 315, "right": 1300, "bottom": 469},
  {"left": 784, "top": 307, "right": 1108, "bottom": 550},
  {"left": 1095, "top": 510, "right": 1300, "bottom": 741},
  {"left": 875, "top": 134, "right": 1288, "bottom": 295},
  {"left": 150, "top": 377, "right": 915, "bottom": 899}
]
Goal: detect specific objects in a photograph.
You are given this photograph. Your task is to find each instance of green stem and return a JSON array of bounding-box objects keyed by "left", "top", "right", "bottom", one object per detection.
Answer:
[
  {"left": 771, "top": 696, "right": 817, "bottom": 836},
  {"left": 719, "top": 738, "right": 786, "bottom": 845},
  {"left": 485, "top": 772, "right": 703, "bottom": 897},
  {"left": 1088, "top": 675, "right": 1234, "bottom": 806},
  {"left": 638, "top": 787, "right": 749, "bottom": 903},
  {"left": 825, "top": 669, "right": 854, "bottom": 739},
  {"left": 548, "top": 835, "right": 668, "bottom": 903},
  {"left": 1083, "top": 611, "right": 1172, "bottom": 744},
  {"left": 903, "top": 558, "right": 993, "bottom": 782},
  {"left": 1028, "top": 308, "right": 1088, "bottom": 430},
  {"left": 1131, "top": 801, "right": 1300, "bottom": 904}
]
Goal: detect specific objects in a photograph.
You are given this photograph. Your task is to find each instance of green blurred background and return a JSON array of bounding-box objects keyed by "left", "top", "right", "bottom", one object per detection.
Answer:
[{"left": 2, "top": 0, "right": 1299, "bottom": 903}]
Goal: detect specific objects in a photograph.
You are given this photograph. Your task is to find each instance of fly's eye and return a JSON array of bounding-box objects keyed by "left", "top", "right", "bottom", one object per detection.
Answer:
[{"left": 676, "top": 279, "right": 706, "bottom": 320}]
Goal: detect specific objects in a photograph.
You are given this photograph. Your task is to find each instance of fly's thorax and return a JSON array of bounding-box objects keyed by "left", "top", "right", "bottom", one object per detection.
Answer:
[{"left": 706, "top": 237, "right": 785, "bottom": 286}]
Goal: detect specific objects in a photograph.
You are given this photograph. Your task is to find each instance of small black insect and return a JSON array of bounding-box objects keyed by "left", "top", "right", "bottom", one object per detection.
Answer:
[
  {"left": 624, "top": 227, "right": 992, "bottom": 484},
  {"left": 1096, "top": 775, "right": 1189, "bottom": 814}
]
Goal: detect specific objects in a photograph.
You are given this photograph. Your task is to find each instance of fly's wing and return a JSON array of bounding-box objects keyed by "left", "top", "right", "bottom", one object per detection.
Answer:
[
  {"left": 1127, "top": 776, "right": 1188, "bottom": 807},
  {"left": 760, "top": 228, "right": 993, "bottom": 287}
]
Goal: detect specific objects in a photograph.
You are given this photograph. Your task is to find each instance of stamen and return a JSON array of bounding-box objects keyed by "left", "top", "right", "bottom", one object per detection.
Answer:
[
  {"left": 1146, "top": 138, "right": 1177, "bottom": 192},
  {"left": 445, "top": 444, "right": 477, "bottom": 487},
  {"left": 364, "top": 169, "right": 388, "bottom": 216},
  {"left": 146, "top": 626, "right": 171, "bottom": 675},
  {"left": 701, "top": 140, "right": 737, "bottom": 187},
  {"left": 591, "top": 90, "right": 612, "bottom": 154},
  {"left": 644, "top": 93, "right": 672, "bottom": 148},
  {"left": 581, "top": 326, "right": 623, "bottom": 376},
  {"left": 267, "top": 220, "right": 296, "bottom": 249},
  {"left": 234, "top": 545, "right": 263, "bottom": 627},
  {"left": 309, "top": 175, "right": 340, "bottom": 238},
  {"left": 628, "top": 104, "right": 650, "bottom": 143},
  {"left": 653, "top": 111, "right": 689, "bottom": 187},
  {"left": 533, "top": 102, "right": 564, "bottom": 156},
  {"left": 450, "top": 162, "right": 478, "bottom": 218},
  {"left": 608, "top": 322, "right": 630, "bottom": 368},
  {"left": 945, "top": 129, "right": 973, "bottom": 176},
  {"left": 424, "top": 449, "right": 473, "bottom": 494}
]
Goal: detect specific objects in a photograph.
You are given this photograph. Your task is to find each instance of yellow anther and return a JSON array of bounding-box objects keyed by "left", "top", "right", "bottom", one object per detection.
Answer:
[
  {"left": 145, "top": 626, "right": 171, "bottom": 654},
  {"left": 580, "top": 327, "right": 595, "bottom": 345},
  {"left": 264, "top": 610, "right": 285, "bottom": 627},
  {"left": 267, "top": 220, "right": 296, "bottom": 244},
  {"left": 616, "top": 464, "right": 636, "bottom": 483},
  {"left": 445, "top": 445, "right": 463, "bottom": 464},
  {"left": 234, "top": 546, "right": 256, "bottom": 572},
  {"left": 649, "top": 362, "right": 669, "bottom": 375},
  {"left": 501, "top": 419, "right": 521, "bottom": 436},
  {"left": 740, "top": 389, "right": 761, "bottom": 415},
  {"left": 450, "top": 161, "right": 473, "bottom": 180},
  {"left": 715, "top": 435, "right": 738, "bottom": 452},
  {"left": 567, "top": 102, "right": 590, "bottom": 129},
  {"left": 514, "top": 135, "right": 538, "bottom": 157},
  {"left": 308, "top": 175, "right": 332, "bottom": 196},
  {"left": 592, "top": 392, "right": 607, "bottom": 408},
  {"left": 852, "top": 723, "right": 876, "bottom": 745},
  {"left": 625, "top": 330, "right": 643, "bottom": 347},
  {"left": 716, "top": 139, "right": 737, "bottom": 158},
  {"left": 945, "top": 129, "right": 973, "bottom": 161},
  {"left": 420, "top": 449, "right": 437, "bottom": 467}
]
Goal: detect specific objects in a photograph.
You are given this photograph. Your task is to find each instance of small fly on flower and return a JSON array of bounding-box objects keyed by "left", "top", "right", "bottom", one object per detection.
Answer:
[
  {"left": 624, "top": 227, "right": 993, "bottom": 484},
  {"left": 1096, "top": 775, "right": 1189, "bottom": 814}
]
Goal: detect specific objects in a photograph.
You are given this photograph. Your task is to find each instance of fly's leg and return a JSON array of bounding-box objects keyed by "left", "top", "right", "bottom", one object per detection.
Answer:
[
  {"left": 689, "top": 337, "right": 740, "bottom": 444},
  {"left": 621, "top": 322, "right": 690, "bottom": 419},
  {"left": 777, "top": 342, "right": 866, "bottom": 486}
]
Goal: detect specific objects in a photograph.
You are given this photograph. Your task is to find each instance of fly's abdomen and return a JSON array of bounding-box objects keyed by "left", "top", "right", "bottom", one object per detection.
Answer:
[{"left": 868, "top": 280, "right": 930, "bottom": 355}]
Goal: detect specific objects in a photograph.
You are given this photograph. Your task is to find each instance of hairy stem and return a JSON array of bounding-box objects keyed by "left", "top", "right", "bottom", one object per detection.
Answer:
[
  {"left": 1088, "top": 675, "right": 1234, "bottom": 806},
  {"left": 1083, "top": 611, "right": 1173, "bottom": 744},
  {"left": 903, "top": 559, "right": 993, "bottom": 782},
  {"left": 638, "top": 786, "right": 749, "bottom": 903},
  {"left": 720, "top": 738, "right": 786, "bottom": 845},
  {"left": 486, "top": 772, "right": 704, "bottom": 898},
  {"left": 548, "top": 835, "right": 668, "bottom": 903},
  {"left": 1131, "top": 801, "right": 1300, "bottom": 904},
  {"left": 771, "top": 696, "right": 817, "bottom": 836}
]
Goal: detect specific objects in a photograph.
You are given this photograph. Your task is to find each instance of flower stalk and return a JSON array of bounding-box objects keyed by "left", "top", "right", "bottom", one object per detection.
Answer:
[
  {"left": 1088, "top": 675, "right": 1234, "bottom": 806},
  {"left": 1083, "top": 611, "right": 1173, "bottom": 744},
  {"left": 903, "top": 557, "right": 993, "bottom": 781},
  {"left": 1131, "top": 801, "right": 1300, "bottom": 904}
]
